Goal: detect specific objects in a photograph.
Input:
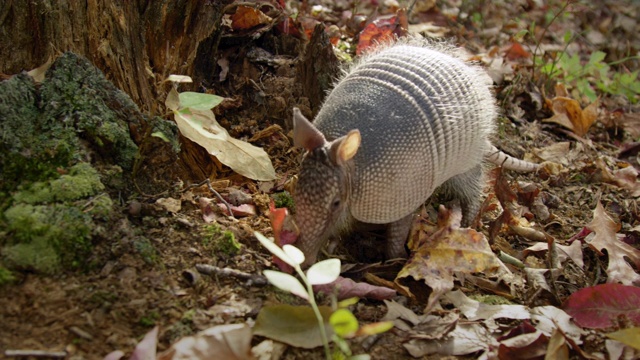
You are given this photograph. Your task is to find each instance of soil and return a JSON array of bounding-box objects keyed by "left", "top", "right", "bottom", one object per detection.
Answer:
[{"left": 1, "top": 1, "right": 639, "bottom": 359}]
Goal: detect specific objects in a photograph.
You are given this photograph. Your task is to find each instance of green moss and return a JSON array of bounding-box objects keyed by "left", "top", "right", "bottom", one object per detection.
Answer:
[
  {"left": 87, "top": 194, "right": 114, "bottom": 220},
  {"left": 3, "top": 203, "right": 92, "bottom": 273},
  {"left": 0, "top": 265, "right": 16, "bottom": 285},
  {"left": 139, "top": 311, "right": 160, "bottom": 327},
  {"left": 134, "top": 237, "right": 158, "bottom": 265},
  {"left": 203, "top": 224, "right": 241, "bottom": 256},
  {"left": 271, "top": 191, "right": 294, "bottom": 211},
  {"left": 39, "top": 53, "right": 141, "bottom": 170},
  {"left": 13, "top": 162, "right": 105, "bottom": 204}
]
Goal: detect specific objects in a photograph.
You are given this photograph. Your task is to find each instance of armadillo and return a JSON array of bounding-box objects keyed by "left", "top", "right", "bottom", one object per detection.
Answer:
[{"left": 292, "top": 39, "right": 538, "bottom": 266}]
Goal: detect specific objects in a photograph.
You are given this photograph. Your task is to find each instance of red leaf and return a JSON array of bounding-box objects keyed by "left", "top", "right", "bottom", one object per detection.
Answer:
[
  {"left": 313, "top": 276, "right": 396, "bottom": 301},
  {"left": 356, "top": 9, "right": 408, "bottom": 55},
  {"left": 268, "top": 201, "right": 298, "bottom": 273},
  {"left": 563, "top": 283, "right": 640, "bottom": 329},
  {"left": 504, "top": 42, "right": 531, "bottom": 60}
]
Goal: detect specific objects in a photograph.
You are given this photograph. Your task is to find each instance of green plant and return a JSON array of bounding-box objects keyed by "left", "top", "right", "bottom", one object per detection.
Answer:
[
  {"left": 203, "top": 224, "right": 241, "bottom": 256},
  {"left": 255, "top": 232, "right": 391, "bottom": 360},
  {"left": 516, "top": 1, "right": 640, "bottom": 104}
]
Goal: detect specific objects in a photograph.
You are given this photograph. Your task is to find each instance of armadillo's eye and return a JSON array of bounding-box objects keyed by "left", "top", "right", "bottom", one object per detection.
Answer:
[{"left": 331, "top": 198, "right": 341, "bottom": 210}]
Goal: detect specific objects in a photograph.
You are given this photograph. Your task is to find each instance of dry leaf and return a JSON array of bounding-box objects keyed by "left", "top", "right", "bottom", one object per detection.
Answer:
[
  {"left": 543, "top": 96, "right": 599, "bottom": 137},
  {"left": 27, "top": 56, "right": 53, "bottom": 83},
  {"left": 585, "top": 202, "right": 640, "bottom": 285},
  {"left": 230, "top": 6, "right": 272, "bottom": 31},
  {"left": 174, "top": 108, "right": 276, "bottom": 180},
  {"left": 396, "top": 205, "right": 509, "bottom": 312},
  {"left": 159, "top": 323, "right": 254, "bottom": 360}
]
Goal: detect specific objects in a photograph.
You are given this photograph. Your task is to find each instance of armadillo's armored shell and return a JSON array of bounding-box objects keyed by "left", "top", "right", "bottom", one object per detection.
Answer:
[{"left": 313, "top": 42, "right": 496, "bottom": 224}]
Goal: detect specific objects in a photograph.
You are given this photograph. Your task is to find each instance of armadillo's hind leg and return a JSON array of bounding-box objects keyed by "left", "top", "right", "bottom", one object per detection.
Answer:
[
  {"left": 440, "top": 164, "right": 484, "bottom": 227},
  {"left": 385, "top": 213, "right": 413, "bottom": 259}
]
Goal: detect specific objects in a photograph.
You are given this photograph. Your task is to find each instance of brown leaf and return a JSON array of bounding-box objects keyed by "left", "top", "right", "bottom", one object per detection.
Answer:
[
  {"left": 504, "top": 42, "right": 531, "bottom": 60},
  {"left": 230, "top": 6, "right": 272, "bottom": 31},
  {"left": 396, "top": 205, "right": 507, "bottom": 312},
  {"left": 543, "top": 96, "right": 599, "bottom": 137},
  {"left": 159, "top": 323, "right": 254, "bottom": 360},
  {"left": 585, "top": 202, "right": 640, "bottom": 285}
]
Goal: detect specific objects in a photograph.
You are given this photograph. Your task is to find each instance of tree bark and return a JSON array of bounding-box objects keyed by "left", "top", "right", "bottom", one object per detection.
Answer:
[{"left": 0, "top": 0, "right": 230, "bottom": 111}]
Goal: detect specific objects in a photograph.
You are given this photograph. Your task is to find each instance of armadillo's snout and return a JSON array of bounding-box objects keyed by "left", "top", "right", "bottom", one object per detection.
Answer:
[{"left": 294, "top": 233, "right": 322, "bottom": 268}]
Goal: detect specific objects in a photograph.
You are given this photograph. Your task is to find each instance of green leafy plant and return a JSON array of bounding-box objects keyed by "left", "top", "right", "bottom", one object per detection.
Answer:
[
  {"left": 516, "top": 1, "right": 640, "bottom": 104},
  {"left": 254, "top": 232, "right": 391, "bottom": 360}
]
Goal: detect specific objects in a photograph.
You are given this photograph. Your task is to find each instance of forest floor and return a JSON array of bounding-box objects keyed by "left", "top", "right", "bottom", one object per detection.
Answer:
[{"left": 1, "top": 1, "right": 640, "bottom": 359}]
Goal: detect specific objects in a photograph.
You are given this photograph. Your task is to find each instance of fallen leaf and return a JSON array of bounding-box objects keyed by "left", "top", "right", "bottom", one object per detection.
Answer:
[
  {"left": 131, "top": 326, "right": 158, "bottom": 360},
  {"left": 444, "top": 290, "right": 530, "bottom": 327},
  {"left": 585, "top": 202, "right": 640, "bottom": 285},
  {"left": 313, "top": 276, "right": 396, "bottom": 301},
  {"left": 612, "top": 166, "right": 640, "bottom": 197},
  {"left": 404, "top": 323, "right": 497, "bottom": 357},
  {"left": 158, "top": 323, "right": 253, "bottom": 360},
  {"left": 199, "top": 197, "right": 217, "bottom": 223},
  {"left": 498, "top": 330, "right": 548, "bottom": 360},
  {"left": 268, "top": 202, "right": 298, "bottom": 273},
  {"left": 27, "top": 55, "right": 53, "bottom": 83},
  {"left": 543, "top": 96, "right": 599, "bottom": 137},
  {"left": 606, "top": 327, "right": 640, "bottom": 350},
  {"left": 523, "top": 241, "right": 584, "bottom": 268},
  {"left": 545, "top": 329, "right": 570, "bottom": 360},
  {"left": 156, "top": 197, "right": 181, "bottom": 213},
  {"left": 504, "top": 42, "right": 531, "bottom": 60},
  {"left": 397, "top": 205, "right": 509, "bottom": 312},
  {"left": 530, "top": 306, "right": 585, "bottom": 345},
  {"left": 217, "top": 203, "right": 256, "bottom": 217},
  {"left": 174, "top": 108, "right": 276, "bottom": 181},
  {"left": 230, "top": 6, "right": 272, "bottom": 31},
  {"left": 253, "top": 304, "right": 333, "bottom": 349},
  {"left": 563, "top": 283, "right": 640, "bottom": 329},
  {"left": 356, "top": 10, "right": 408, "bottom": 55}
]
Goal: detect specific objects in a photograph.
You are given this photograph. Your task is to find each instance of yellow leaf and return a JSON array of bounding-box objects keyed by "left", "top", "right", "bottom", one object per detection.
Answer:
[{"left": 606, "top": 327, "right": 640, "bottom": 350}]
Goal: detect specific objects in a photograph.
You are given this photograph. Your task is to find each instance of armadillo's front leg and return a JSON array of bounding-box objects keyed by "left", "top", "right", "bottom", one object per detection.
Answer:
[
  {"left": 440, "top": 164, "right": 484, "bottom": 227},
  {"left": 385, "top": 213, "right": 413, "bottom": 259}
]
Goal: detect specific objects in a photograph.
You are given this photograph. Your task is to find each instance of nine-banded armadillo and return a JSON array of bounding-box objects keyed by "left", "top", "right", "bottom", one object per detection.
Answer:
[{"left": 292, "top": 38, "right": 538, "bottom": 267}]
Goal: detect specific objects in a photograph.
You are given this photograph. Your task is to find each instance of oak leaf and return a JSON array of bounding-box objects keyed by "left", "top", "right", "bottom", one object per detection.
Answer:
[{"left": 585, "top": 202, "right": 640, "bottom": 285}]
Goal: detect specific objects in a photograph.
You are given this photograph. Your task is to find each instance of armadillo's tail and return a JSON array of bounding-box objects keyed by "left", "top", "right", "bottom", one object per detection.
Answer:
[{"left": 486, "top": 144, "right": 540, "bottom": 172}]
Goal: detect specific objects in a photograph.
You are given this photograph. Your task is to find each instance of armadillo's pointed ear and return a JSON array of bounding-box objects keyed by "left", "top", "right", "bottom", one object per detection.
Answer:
[
  {"left": 293, "top": 107, "right": 326, "bottom": 152},
  {"left": 329, "top": 129, "right": 360, "bottom": 165}
]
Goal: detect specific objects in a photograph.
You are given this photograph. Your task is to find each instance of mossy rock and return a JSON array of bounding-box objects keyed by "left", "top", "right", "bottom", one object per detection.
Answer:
[{"left": 0, "top": 52, "right": 158, "bottom": 274}]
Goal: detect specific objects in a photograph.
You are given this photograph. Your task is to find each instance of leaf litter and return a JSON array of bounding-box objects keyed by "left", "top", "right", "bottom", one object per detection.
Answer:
[{"left": 3, "top": 1, "right": 640, "bottom": 360}]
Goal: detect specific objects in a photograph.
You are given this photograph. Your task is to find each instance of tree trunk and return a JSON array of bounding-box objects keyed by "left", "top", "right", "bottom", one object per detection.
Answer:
[{"left": 0, "top": 0, "right": 230, "bottom": 112}]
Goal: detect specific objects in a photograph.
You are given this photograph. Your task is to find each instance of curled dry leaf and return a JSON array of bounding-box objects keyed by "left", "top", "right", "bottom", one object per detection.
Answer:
[
  {"left": 543, "top": 96, "right": 599, "bottom": 137},
  {"left": 217, "top": 203, "right": 256, "bottom": 217},
  {"left": 312, "top": 275, "right": 396, "bottom": 301}
]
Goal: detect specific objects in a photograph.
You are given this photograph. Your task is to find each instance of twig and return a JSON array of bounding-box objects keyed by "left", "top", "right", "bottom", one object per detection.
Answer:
[
  {"left": 196, "top": 264, "right": 268, "bottom": 286},
  {"left": 4, "top": 350, "right": 67, "bottom": 358},
  {"left": 184, "top": 179, "right": 235, "bottom": 219}
]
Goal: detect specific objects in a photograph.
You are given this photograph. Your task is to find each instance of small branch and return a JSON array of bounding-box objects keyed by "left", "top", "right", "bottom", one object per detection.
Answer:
[
  {"left": 184, "top": 179, "right": 235, "bottom": 219},
  {"left": 4, "top": 350, "right": 67, "bottom": 358},
  {"left": 196, "top": 264, "right": 268, "bottom": 286}
]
